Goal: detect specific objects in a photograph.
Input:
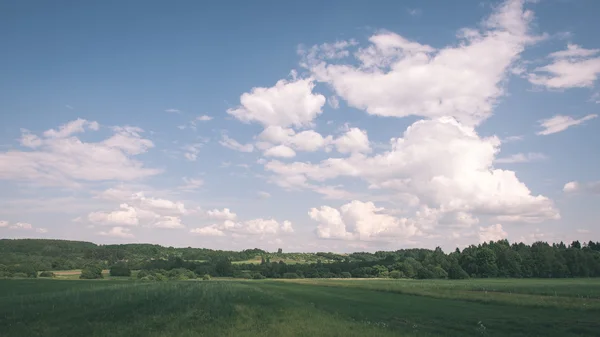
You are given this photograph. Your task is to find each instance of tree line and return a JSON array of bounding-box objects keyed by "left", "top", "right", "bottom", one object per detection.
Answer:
[{"left": 1, "top": 238, "right": 599, "bottom": 280}]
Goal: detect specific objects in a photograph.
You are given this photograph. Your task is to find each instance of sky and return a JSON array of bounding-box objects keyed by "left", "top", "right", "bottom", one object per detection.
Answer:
[{"left": 1, "top": 0, "right": 599, "bottom": 253}]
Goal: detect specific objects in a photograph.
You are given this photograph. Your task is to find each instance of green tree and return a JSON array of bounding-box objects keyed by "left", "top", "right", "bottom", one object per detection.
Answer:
[
  {"left": 80, "top": 264, "right": 103, "bottom": 279},
  {"left": 109, "top": 263, "right": 131, "bottom": 277}
]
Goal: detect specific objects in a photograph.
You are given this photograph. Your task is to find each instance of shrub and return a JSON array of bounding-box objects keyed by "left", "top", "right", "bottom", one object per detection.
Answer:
[
  {"left": 167, "top": 268, "right": 196, "bottom": 280},
  {"left": 109, "top": 263, "right": 131, "bottom": 277},
  {"left": 12, "top": 272, "right": 29, "bottom": 278},
  {"left": 39, "top": 271, "right": 55, "bottom": 278},
  {"left": 283, "top": 272, "right": 300, "bottom": 279},
  {"left": 390, "top": 270, "right": 404, "bottom": 279},
  {"left": 252, "top": 273, "right": 266, "bottom": 279},
  {"left": 80, "top": 264, "right": 103, "bottom": 279},
  {"left": 340, "top": 272, "right": 352, "bottom": 278},
  {"left": 202, "top": 274, "right": 211, "bottom": 280}
]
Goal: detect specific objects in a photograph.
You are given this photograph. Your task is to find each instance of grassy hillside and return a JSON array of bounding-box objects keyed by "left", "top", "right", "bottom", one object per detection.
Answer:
[{"left": 1, "top": 278, "right": 599, "bottom": 337}]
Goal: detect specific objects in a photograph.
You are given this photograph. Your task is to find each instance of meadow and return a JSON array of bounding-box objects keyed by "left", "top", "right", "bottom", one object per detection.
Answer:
[{"left": 1, "top": 278, "right": 599, "bottom": 337}]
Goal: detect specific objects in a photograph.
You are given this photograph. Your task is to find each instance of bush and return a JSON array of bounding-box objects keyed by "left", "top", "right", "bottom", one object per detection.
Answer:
[
  {"left": 340, "top": 272, "right": 352, "bottom": 278},
  {"left": 390, "top": 270, "right": 404, "bottom": 279},
  {"left": 283, "top": 272, "right": 300, "bottom": 279},
  {"left": 167, "top": 268, "right": 196, "bottom": 280},
  {"left": 202, "top": 274, "right": 211, "bottom": 280},
  {"left": 252, "top": 273, "right": 266, "bottom": 279},
  {"left": 80, "top": 265, "right": 103, "bottom": 279},
  {"left": 12, "top": 272, "right": 29, "bottom": 278},
  {"left": 39, "top": 271, "right": 55, "bottom": 278},
  {"left": 109, "top": 263, "right": 131, "bottom": 277}
]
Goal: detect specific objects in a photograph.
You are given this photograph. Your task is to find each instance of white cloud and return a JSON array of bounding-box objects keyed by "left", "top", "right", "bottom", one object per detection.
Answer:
[
  {"left": 98, "top": 226, "right": 134, "bottom": 238},
  {"left": 43, "top": 118, "right": 99, "bottom": 138},
  {"left": 0, "top": 120, "right": 161, "bottom": 186},
  {"left": 301, "top": 0, "right": 539, "bottom": 126},
  {"left": 407, "top": 8, "right": 422, "bottom": 17},
  {"left": 224, "top": 218, "right": 294, "bottom": 235},
  {"left": 193, "top": 217, "right": 293, "bottom": 237},
  {"left": 309, "top": 200, "right": 421, "bottom": 241},
  {"left": 179, "top": 177, "right": 204, "bottom": 191},
  {"left": 0, "top": 220, "right": 8, "bottom": 228},
  {"left": 190, "top": 226, "right": 225, "bottom": 236},
  {"left": 266, "top": 117, "right": 559, "bottom": 225},
  {"left": 495, "top": 152, "right": 547, "bottom": 163},
  {"left": 257, "top": 191, "right": 271, "bottom": 199},
  {"left": 219, "top": 135, "right": 254, "bottom": 152},
  {"left": 528, "top": 44, "right": 600, "bottom": 88},
  {"left": 165, "top": 109, "right": 180, "bottom": 113},
  {"left": 104, "top": 126, "right": 154, "bottom": 155},
  {"left": 227, "top": 78, "right": 326, "bottom": 127},
  {"left": 35, "top": 228, "right": 48, "bottom": 233},
  {"left": 333, "top": 127, "right": 371, "bottom": 154},
  {"left": 536, "top": 114, "right": 597, "bottom": 135},
  {"left": 88, "top": 203, "right": 140, "bottom": 226},
  {"left": 264, "top": 145, "right": 296, "bottom": 158},
  {"left": 206, "top": 208, "right": 237, "bottom": 221},
  {"left": 478, "top": 224, "right": 507, "bottom": 242},
  {"left": 328, "top": 96, "right": 340, "bottom": 109},
  {"left": 257, "top": 126, "right": 332, "bottom": 154},
  {"left": 154, "top": 216, "right": 185, "bottom": 229},
  {"left": 563, "top": 181, "right": 600, "bottom": 195},
  {"left": 576, "top": 229, "right": 590, "bottom": 234},
  {"left": 183, "top": 143, "right": 203, "bottom": 161},
  {"left": 196, "top": 115, "right": 213, "bottom": 121},
  {"left": 9, "top": 222, "right": 33, "bottom": 230}
]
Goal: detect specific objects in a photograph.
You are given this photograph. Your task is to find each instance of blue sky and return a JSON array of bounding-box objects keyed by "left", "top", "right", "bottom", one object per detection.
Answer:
[{"left": 1, "top": 0, "right": 599, "bottom": 252}]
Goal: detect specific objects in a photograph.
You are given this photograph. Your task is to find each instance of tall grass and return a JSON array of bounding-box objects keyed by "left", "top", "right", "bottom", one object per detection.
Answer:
[{"left": 1, "top": 278, "right": 599, "bottom": 336}]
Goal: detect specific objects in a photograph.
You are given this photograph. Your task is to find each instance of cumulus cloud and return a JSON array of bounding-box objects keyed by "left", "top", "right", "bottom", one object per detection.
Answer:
[
  {"left": 478, "top": 224, "right": 507, "bottom": 242},
  {"left": 301, "top": 0, "right": 539, "bottom": 126},
  {"left": 88, "top": 203, "right": 140, "bottom": 226},
  {"left": 87, "top": 189, "right": 189, "bottom": 229},
  {"left": 227, "top": 78, "right": 326, "bottom": 127},
  {"left": 9, "top": 222, "right": 33, "bottom": 230},
  {"left": 206, "top": 208, "right": 237, "bottom": 221},
  {"left": 190, "top": 226, "right": 225, "bottom": 236},
  {"left": 98, "top": 226, "right": 134, "bottom": 238},
  {"left": 191, "top": 218, "right": 293, "bottom": 237},
  {"left": 0, "top": 119, "right": 160, "bottom": 186},
  {"left": 563, "top": 181, "right": 600, "bottom": 194},
  {"left": 257, "top": 126, "right": 332, "bottom": 155},
  {"left": 196, "top": 115, "right": 213, "bottom": 121},
  {"left": 495, "top": 152, "right": 547, "bottom": 163},
  {"left": 219, "top": 135, "right": 254, "bottom": 152},
  {"left": 264, "top": 145, "right": 296, "bottom": 158},
  {"left": 267, "top": 117, "right": 559, "bottom": 225},
  {"left": 536, "top": 114, "right": 597, "bottom": 135},
  {"left": 333, "top": 127, "right": 371, "bottom": 154},
  {"left": 328, "top": 96, "right": 340, "bottom": 109},
  {"left": 309, "top": 200, "right": 421, "bottom": 241},
  {"left": 43, "top": 119, "right": 99, "bottom": 138},
  {"left": 154, "top": 216, "right": 185, "bottom": 229},
  {"left": 528, "top": 44, "right": 600, "bottom": 89}
]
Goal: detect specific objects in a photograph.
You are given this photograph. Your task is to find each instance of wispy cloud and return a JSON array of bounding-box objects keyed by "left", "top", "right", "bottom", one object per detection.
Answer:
[
  {"left": 165, "top": 109, "right": 180, "bottom": 113},
  {"left": 536, "top": 114, "right": 597, "bottom": 135},
  {"left": 495, "top": 152, "right": 547, "bottom": 164}
]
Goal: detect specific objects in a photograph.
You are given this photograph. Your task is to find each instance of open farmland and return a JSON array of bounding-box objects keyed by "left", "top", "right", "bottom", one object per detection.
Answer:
[{"left": 1, "top": 278, "right": 599, "bottom": 337}]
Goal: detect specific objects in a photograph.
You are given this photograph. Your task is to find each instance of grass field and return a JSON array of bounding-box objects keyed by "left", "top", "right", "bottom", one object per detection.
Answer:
[{"left": 1, "top": 278, "right": 599, "bottom": 337}]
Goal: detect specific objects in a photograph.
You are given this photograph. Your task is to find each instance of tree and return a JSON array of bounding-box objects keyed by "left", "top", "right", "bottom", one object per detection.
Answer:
[
  {"left": 277, "top": 248, "right": 283, "bottom": 254},
  {"left": 109, "top": 263, "right": 131, "bottom": 277},
  {"left": 39, "top": 271, "right": 55, "bottom": 278},
  {"left": 80, "top": 264, "right": 103, "bottom": 279},
  {"left": 390, "top": 270, "right": 404, "bottom": 279}
]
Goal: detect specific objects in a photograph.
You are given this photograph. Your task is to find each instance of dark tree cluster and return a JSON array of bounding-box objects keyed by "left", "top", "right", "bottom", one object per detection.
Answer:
[{"left": 1, "top": 238, "right": 599, "bottom": 280}]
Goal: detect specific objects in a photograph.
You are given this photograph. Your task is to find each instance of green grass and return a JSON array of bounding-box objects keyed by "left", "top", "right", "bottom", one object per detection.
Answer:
[{"left": 1, "top": 278, "right": 599, "bottom": 336}]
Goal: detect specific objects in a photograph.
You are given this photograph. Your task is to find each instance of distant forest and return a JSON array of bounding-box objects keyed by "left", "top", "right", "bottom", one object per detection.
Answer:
[{"left": 1, "top": 239, "right": 600, "bottom": 280}]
